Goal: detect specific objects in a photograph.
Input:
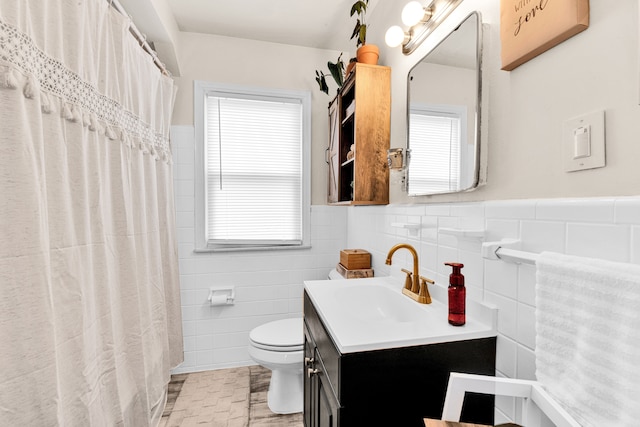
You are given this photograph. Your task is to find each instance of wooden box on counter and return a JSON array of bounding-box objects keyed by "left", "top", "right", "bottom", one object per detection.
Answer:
[
  {"left": 339, "top": 249, "right": 371, "bottom": 270},
  {"left": 335, "top": 263, "right": 373, "bottom": 279}
]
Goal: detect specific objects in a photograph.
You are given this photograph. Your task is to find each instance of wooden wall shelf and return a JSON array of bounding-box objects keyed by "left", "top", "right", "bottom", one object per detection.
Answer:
[{"left": 326, "top": 63, "right": 391, "bottom": 205}]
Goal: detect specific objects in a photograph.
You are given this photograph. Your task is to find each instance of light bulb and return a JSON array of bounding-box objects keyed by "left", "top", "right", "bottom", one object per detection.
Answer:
[
  {"left": 402, "top": 1, "right": 425, "bottom": 27},
  {"left": 385, "top": 26, "right": 406, "bottom": 48}
]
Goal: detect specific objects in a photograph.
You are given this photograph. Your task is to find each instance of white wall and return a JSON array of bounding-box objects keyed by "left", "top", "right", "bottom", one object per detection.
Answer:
[
  {"left": 168, "top": 34, "right": 350, "bottom": 372},
  {"left": 170, "top": 126, "right": 347, "bottom": 373},
  {"left": 370, "top": 0, "right": 640, "bottom": 203},
  {"left": 167, "top": 3, "right": 640, "bottom": 416},
  {"left": 171, "top": 1, "right": 640, "bottom": 205},
  {"left": 171, "top": 31, "right": 342, "bottom": 206}
]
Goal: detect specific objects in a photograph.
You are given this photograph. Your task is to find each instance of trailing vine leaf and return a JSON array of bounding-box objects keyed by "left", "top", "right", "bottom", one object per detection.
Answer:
[
  {"left": 315, "top": 70, "right": 329, "bottom": 94},
  {"left": 358, "top": 25, "right": 367, "bottom": 46},
  {"left": 350, "top": 1, "right": 367, "bottom": 17},
  {"left": 349, "top": 0, "right": 369, "bottom": 47},
  {"left": 327, "top": 54, "right": 345, "bottom": 88},
  {"left": 314, "top": 53, "right": 345, "bottom": 95},
  {"left": 351, "top": 20, "right": 361, "bottom": 42}
]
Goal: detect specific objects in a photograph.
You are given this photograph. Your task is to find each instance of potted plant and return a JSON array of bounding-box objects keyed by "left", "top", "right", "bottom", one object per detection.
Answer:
[
  {"left": 350, "top": 0, "right": 379, "bottom": 65},
  {"left": 315, "top": 53, "right": 345, "bottom": 95}
]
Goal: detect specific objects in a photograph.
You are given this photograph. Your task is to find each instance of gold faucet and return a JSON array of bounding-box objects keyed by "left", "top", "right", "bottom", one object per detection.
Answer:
[{"left": 385, "top": 243, "right": 432, "bottom": 304}]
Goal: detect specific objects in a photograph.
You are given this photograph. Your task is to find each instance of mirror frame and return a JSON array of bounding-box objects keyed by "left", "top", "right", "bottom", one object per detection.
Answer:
[{"left": 405, "top": 11, "right": 483, "bottom": 196}]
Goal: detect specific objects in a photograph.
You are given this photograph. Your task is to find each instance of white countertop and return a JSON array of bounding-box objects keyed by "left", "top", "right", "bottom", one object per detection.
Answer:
[{"left": 304, "top": 275, "right": 497, "bottom": 354}]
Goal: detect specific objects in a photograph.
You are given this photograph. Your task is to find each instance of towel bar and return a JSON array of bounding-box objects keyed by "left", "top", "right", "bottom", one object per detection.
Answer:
[
  {"left": 482, "top": 240, "right": 539, "bottom": 265},
  {"left": 495, "top": 247, "right": 538, "bottom": 265}
]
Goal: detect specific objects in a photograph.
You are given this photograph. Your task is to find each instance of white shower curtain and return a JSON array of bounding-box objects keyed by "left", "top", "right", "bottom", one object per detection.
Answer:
[{"left": 0, "top": 1, "right": 183, "bottom": 425}]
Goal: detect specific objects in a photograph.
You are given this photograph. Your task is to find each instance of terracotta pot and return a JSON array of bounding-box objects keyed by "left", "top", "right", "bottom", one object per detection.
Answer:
[{"left": 356, "top": 44, "right": 379, "bottom": 65}]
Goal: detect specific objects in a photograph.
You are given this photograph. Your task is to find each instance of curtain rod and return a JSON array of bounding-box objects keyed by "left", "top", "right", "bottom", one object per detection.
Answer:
[{"left": 108, "top": 0, "right": 170, "bottom": 76}]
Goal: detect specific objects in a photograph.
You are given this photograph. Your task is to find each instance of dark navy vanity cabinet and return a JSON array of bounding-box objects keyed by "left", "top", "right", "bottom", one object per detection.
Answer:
[{"left": 303, "top": 291, "right": 496, "bottom": 427}]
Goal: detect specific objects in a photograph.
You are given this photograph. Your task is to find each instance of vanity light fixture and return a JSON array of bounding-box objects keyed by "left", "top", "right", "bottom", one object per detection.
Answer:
[
  {"left": 384, "top": 26, "right": 410, "bottom": 49},
  {"left": 385, "top": 0, "right": 463, "bottom": 54},
  {"left": 402, "top": 1, "right": 434, "bottom": 27},
  {"left": 385, "top": 1, "right": 434, "bottom": 48}
]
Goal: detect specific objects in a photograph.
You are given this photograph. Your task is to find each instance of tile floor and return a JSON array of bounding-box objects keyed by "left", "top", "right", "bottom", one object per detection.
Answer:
[{"left": 159, "top": 366, "right": 304, "bottom": 427}]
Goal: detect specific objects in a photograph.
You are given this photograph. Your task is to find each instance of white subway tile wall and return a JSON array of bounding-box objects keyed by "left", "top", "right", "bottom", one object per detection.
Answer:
[
  {"left": 172, "top": 125, "right": 640, "bottom": 422},
  {"left": 345, "top": 197, "right": 640, "bottom": 423},
  {"left": 171, "top": 126, "right": 348, "bottom": 373}
]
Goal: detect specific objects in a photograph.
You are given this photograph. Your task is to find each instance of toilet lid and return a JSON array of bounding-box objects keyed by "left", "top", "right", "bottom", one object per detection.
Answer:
[{"left": 250, "top": 318, "right": 303, "bottom": 351}]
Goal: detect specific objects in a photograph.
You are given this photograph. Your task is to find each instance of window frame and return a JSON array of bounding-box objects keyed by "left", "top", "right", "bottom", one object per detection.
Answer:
[{"left": 193, "top": 81, "right": 311, "bottom": 252}]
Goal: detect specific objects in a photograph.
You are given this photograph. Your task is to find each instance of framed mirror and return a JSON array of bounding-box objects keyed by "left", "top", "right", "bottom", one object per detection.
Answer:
[{"left": 406, "top": 12, "right": 482, "bottom": 196}]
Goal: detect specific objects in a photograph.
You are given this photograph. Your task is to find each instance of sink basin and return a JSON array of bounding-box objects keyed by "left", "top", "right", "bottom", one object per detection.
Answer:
[
  {"left": 304, "top": 276, "right": 497, "bottom": 353},
  {"left": 334, "top": 285, "right": 424, "bottom": 323}
]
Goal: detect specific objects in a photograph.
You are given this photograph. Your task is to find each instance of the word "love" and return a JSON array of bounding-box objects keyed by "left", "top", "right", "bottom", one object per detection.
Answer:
[{"left": 513, "top": 0, "right": 549, "bottom": 37}]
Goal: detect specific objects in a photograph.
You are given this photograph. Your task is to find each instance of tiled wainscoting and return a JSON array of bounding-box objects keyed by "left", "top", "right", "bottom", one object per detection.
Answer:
[
  {"left": 172, "top": 126, "right": 639, "bottom": 423},
  {"left": 173, "top": 202, "right": 346, "bottom": 374},
  {"left": 171, "top": 126, "right": 348, "bottom": 373},
  {"left": 345, "top": 197, "right": 640, "bottom": 423}
]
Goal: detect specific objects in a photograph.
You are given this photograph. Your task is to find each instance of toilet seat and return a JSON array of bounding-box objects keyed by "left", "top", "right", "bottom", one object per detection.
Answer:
[{"left": 249, "top": 318, "right": 303, "bottom": 352}]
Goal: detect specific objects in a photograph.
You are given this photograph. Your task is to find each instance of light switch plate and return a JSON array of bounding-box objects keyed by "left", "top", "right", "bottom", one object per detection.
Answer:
[
  {"left": 563, "top": 110, "right": 605, "bottom": 172},
  {"left": 573, "top": 126, "right": 590, "bottom": 159}
]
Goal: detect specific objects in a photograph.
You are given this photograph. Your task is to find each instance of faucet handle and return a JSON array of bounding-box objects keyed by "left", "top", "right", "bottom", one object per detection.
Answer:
[
  {"left": 418, "top": 276, "right": 434, "bottom": 304},
  {"left": 401, "top": 268, "right": 413, "bottom": 290},
  {"left": 419, "top": 276, "right": 434, "bottom": 285}
]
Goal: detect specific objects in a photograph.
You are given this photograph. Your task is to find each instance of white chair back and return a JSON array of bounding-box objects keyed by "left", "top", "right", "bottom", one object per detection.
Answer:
[{"left": 442, "top": 373, "right": 581, "bottom": 427}]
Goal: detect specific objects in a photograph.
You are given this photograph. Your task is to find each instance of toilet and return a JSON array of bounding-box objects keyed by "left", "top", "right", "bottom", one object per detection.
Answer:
[
  {"left": 248, "top": 317, "right": 304, "bottom": 414},
  {"left": 248, "top": 271, "right": 340, "bottom": 414}
]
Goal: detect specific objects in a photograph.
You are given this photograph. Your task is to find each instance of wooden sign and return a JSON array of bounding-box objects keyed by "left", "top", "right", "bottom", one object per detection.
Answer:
[{"left": 500, "top": 0, "right": 589, "bottom": 71}]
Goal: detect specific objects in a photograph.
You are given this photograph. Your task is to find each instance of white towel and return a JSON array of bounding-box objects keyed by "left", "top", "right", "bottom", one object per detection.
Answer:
[{"left": 535, "top": 252, "right": 640, "bottom": 427}]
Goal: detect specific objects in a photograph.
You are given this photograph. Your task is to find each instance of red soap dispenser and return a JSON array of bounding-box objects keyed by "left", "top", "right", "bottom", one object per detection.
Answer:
[{"left": 445, "top": 262, "right": 465, "bottom": 326}]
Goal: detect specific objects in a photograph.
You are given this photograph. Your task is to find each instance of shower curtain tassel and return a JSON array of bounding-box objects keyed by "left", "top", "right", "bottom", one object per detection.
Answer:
[
  {"left": 63, "top": 103, "right": 74, "bottom": 121},
  {"left": 120, "top": 130, "right": 129, "bottom": 147},
  {"left": 89, "top": 113, "right": 98, "bottom": 132},
  {"left": 2, "top": 68, "right": 19, "bottom": 89},
  {"left": 71, "top": 105, "right": 82, "bottom": 123},
  {"left": 23, "top": 75, "right": 38, "bottom": 99},
  {"left": 40, "top": 92, "right": 52, "bottom": 114},
  {"left": 82, "top": 111, "right": 91, "bottom": 127},
  {"left": 105, "top": 125, "right": 117, "bottom": 140}
]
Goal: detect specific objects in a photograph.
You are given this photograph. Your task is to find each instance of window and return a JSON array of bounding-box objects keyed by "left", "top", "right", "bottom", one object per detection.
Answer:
[
  {"left": 194, "top": 82, "right": 311, "bottom": 251},
  {"left": 407, "top": 104, "right": 466, "bottom": 195}
]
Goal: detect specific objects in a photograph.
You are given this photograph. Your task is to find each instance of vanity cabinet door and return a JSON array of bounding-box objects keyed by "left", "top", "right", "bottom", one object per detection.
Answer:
[
  {"left": 315, "top": 358, "right": 338, "bottom": 427},
  {"left": 304, "top": 321, "right": 340, "bottom": 427},
  {"left": 303, "top": 326, "right": 314, "bottom": 427}
]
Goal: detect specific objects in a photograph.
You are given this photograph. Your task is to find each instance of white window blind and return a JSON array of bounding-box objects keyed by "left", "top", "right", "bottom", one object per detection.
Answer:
[
  {"left": 194, "top": 82, "right": 310, "bottom": 251},
  {"left": 408, "top": 108, "right": 462, "bottom": 194}
]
